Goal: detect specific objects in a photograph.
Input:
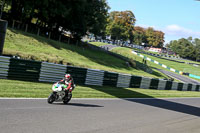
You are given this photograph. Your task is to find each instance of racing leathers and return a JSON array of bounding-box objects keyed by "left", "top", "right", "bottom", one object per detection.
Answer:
[{"left": 58, "top": 77, "right": 75, "bottom": 93}]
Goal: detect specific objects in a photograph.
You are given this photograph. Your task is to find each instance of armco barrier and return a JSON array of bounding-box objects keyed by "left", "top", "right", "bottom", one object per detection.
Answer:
[
  {"left": 66, "top": 66, "right": 87, "bottom": 85},
  {"left": 140, "top": 77, "right": 151, "bottom": 89},
  {"left": 0, "top": 56, "right": 200, "bottom": 92},
  {"left": 8, "top": 58, "right": 41, "bottom": 81},
  {"left": 85, "top": 69, "right": 104, "bottom": 86},
  {"left": 39, "top": 62, "right": 67, "bottom": 82},
  {"left": 189, "top": 74, "right": 200, "bottom": 80},
  {"left": 129, "top": 75, "right": 142, "bottom": 88},
  {"left": 0, "top": 56, "right": 10, "bottom": 79},
  {"left": 103, "top": 71, "right": 118, "bottom": 87},
  {"left": 117, "top": 73, "right": 131, "bottom": 88}
]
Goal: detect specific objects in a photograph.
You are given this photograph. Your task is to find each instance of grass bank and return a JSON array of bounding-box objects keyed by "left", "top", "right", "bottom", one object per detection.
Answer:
[
  {"left": 1, "top": 79, "right": 200, "bottom": 98},
  {"left": 107, "top": 46, "right": 200, "bottom": 81},
  {"left": 89, "top": 42, "right": 109, "bottom": 47},
  {"left": 3, "top": 28, "right": 166, "bottom": 78}
]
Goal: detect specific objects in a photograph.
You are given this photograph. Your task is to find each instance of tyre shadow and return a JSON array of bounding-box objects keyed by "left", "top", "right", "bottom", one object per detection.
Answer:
[{"left": 53, "top": 102, "right": 103, "bottom": 107}]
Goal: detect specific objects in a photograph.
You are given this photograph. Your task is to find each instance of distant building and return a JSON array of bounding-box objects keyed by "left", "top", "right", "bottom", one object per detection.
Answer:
[{"left": 148, "top": 47, "right": 162, "bottom": 53}]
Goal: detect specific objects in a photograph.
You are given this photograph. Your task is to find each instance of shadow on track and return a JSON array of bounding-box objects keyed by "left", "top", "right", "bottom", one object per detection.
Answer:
[
  {"left": 53, "top": 102, "right": 103, "bottom": 108},
  {"left": 127, "top": 98, "right": 200, "bottom": 117},
  {"left": 89, "top": 85, "right": 200, "bottom": 117}
]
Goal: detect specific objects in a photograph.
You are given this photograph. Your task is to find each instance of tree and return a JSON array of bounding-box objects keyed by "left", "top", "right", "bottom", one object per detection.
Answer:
[
  {"left": 145, "top": 27, "right": 164, "bottom": 47},
  {"left": 168, "top": 37, "right": 197, "bottom": 60},
  {"left": 194, "top": 38, "right": 200, "bottom": 61},
  {"left": 6, "top": 0, "right": 109, "bottom": 41},
  {"left": 86, "top": 0, "right": 109, "bottom": 37},
  {"left": 0, "top": 0, "right": 5, "bottom": 19},
  {"left": 132, "top": 26, "right": 146, "bottom": 45},
  {"left": 106, "top": 10, "right": 136, "bottom": 41}
]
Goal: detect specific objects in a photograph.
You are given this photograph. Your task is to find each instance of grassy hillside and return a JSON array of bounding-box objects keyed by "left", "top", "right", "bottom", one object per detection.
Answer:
[
  {"left": 135, "top": 48, "right": 200, "bottom": 65},
  {"left": 89, "top": 42, "right": 109, "bottom": 47},
  {"left": 140, "top": 53, "right": 200, "bottom": 76},
  {"left": 3, "top": 28, "right": 167, "bottom": 79},
  {"left": 110, "top": 46, "right": 200, "bottom": 81},
  {"left": 88, "top": 42, "right": 200, "bottom": 81}
]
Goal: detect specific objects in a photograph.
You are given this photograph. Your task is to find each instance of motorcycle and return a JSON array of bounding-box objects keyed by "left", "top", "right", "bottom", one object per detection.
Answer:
[{"left": 47, "top": 83, "right": 72, "bottom": 104}]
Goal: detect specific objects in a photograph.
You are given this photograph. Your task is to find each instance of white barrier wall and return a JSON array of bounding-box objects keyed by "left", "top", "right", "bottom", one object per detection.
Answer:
[
  {"left": 39, "top": 62, "right": 67, "bottom": 82},
  {"left": 117, "top": 74, "right": 131, "bottom": 88},
  {"left": 140, "top": 77, "right": 152, "bottom": 89},
  {"left": 0, "top": 56, "right": 10, "bottom": 79},
  {"left": 85, "top": 69, "right": 104, "bottom": 86}
]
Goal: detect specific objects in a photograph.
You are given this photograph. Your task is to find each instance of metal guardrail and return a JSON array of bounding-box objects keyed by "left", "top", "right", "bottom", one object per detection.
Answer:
[
  {"left": 39, "top": 62, "right": 67, "bottom": 82},
  {"left": 0, "top": 56, "right": 199, "bottom": 91},
  {"left": 0, "top": 56, "right": 10, "bottom": 79},
  {"left": 85, "top": 69, "right": 104, "bottom": 86}
]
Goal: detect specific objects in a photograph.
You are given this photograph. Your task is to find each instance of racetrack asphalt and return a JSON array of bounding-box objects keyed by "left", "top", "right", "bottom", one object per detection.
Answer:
[
  {"left": 1, "top": 98, "right": 200, "bottom": 133},
  {"left": 155, "top": 68, "right": 200, "bottom": 85}
]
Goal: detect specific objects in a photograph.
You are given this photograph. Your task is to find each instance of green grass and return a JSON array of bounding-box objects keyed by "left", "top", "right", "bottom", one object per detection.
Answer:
[
  {"left": 138, "top": 49, "right": 200, "bottom": 65},
  {"left": 133, "top": 48, "right": 200, "bottom": 65},
  {"left": 110, "top": 47, "right": 170, "bottom": 78},
  {"left": 107, "top": 46, "right": 200, "bottom": 81},
  {"left": 1, "top": 79, "right": 200, "bottom": 98},
  {"left": 141, "top": 52, "right": 200, "bottom": 75},
  {"left": 90, "top": 42, "right": 109, "bottom": 47},
  {"left": 3, "top": 28, "right": 166, "bottom": 78}
]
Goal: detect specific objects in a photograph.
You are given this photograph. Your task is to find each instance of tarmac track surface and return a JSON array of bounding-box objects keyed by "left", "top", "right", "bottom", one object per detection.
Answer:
[
  {"left": 1, "top": 98, "right": 200, "bottom": 133},
  {"left": 155, "top": 68, "right": 200, "bottom": 85}
]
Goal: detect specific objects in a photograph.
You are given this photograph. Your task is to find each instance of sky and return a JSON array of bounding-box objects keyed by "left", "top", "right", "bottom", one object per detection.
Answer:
[{"left": 107, "top": 0, "right": 200, "bottom": 44}]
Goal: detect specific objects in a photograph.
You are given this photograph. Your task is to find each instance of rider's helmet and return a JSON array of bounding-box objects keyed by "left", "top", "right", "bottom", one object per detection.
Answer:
[{"left": 65, "top": 74, "right": 71, "bottom": 81}]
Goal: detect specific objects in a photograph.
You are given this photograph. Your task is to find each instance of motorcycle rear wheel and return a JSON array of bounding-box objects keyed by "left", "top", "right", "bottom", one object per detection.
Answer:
[{"left": 63, "top": 93, "right": 72, "bottom": 104}]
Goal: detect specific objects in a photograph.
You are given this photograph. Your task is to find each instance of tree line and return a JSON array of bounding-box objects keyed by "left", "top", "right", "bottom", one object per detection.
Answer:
[
  {"left": 106, "top": 11, "right": 165, "bottom": 48},
  {"left": 166, "top": 37, "right": 200, "bottom": 61},
  {"left": 1, "top": 0, "right": 165, "bottom": 47},
  {"left": 1, "top": 0, "right": 109, "bottom": 41}
]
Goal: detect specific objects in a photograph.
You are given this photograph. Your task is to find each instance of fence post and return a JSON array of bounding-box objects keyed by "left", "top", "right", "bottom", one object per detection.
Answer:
[
  {"left": 0, "top": 19, "right": 7, "bottom": 55},
  {"left": 59, "top": 35, "right": 61, "bottom": 42},
  {"left": 76, "top": 40, "right": 78, "bottom": 46},
  {"left": 68, "top": 37, "right": 70, "bottom": 44},
  {"left": 25, "top": 24, "right": 28, "bottom": 32},
  {"left": 37, "top": 28, "right": 40, "bottom": 36},
  {"left": 12, "top": 20, "right": 15, "bottom": 28},
  {"left": 17, "top": 22, "right": 20, "bottom": 29},
  {"left": 48, "top": 32, "right": 51, "bottom": 39}
]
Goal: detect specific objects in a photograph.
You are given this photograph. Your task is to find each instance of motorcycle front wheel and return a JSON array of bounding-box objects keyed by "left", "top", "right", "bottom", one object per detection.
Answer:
[{"left": 47, "top": 93, "right": 56, "bottom": 104}]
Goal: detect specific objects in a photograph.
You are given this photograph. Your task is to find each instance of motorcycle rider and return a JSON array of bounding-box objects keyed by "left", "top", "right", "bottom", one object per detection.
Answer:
[{"left": 58, "top": 74, "right": 75, "bottom": 95}]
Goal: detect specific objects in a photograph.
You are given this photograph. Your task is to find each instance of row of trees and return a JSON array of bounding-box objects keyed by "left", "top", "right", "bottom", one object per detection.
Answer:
[
  {"left": 166, "top": 37, "right": 200, "bottom": 61},
  {"left": 1, "top": 0, "right": 109, "bottom": 40},
  {"left": 1, "top": 0, "right": 165, "bottom": 47},
  {"left": 105, "top": 11, "right": 165, "bottom": 47}
]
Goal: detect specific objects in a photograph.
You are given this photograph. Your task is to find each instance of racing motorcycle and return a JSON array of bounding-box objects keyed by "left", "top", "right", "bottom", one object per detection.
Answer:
[{"left": 47, "top": 83, "right": 72, "bottom": 104}]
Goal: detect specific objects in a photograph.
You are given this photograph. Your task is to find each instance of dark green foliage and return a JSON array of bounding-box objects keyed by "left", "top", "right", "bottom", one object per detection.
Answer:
[
  {"left": 106, "top": 10, "right": 136, "bottom": 41},
  {"left": 167, "top": 37, "right": 200, "bottom": 61},
  {"left": 4, "top": 0, "right": 109, "bottom": 40}
]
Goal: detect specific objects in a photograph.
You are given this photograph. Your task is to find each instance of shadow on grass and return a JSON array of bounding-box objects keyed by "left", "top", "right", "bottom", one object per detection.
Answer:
[{"left": 89, "top": 85, "right": 200, "bottom": 117}]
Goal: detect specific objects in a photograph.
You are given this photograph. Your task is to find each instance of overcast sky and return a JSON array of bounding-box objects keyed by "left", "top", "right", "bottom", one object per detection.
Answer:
[{"left": 107, "top": 0, "right": 200, "bottom": 44}]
